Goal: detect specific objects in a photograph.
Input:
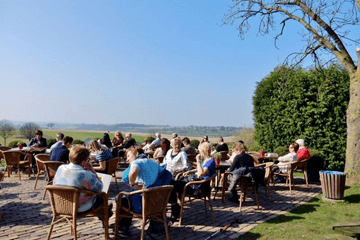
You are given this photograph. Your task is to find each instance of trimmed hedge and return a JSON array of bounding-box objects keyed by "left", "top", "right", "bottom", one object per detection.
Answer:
[
  {"left": 253, "top": 66, "right": 348, "bottom": 170},
  {"left": 73, "top": 139, "right": 84, "bottom": 145},
  {"left": 190, "top": 139, "right": 200, "bottom": 148},
  {"left": 8, "top": 140, "right": 27, "bottom": 148},
  {"left": 47, "top": 139, "right": 57, "bottom": 148}
]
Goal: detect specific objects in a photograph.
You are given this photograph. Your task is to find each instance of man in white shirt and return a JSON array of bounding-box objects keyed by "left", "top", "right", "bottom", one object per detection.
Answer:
[{"left": 49, "top": 132, "right": 64, "bottom": 151}]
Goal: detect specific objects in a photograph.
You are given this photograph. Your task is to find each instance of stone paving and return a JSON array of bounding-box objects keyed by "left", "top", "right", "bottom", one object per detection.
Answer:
[{"left": 0, "top": 169, "right": 322, "bottom": 240}]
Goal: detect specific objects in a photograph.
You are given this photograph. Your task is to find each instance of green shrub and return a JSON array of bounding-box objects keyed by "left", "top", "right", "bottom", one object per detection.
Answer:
[
  {"left": 72, "top": 139, "right": 84, "bottom": 145},
  {"left": 190, "top": 139, "right": 200, "bottom": 148},
  {"left": 273, "top": 146, "right": 289, "bottom": 157},
  {"left": 147, "top": 136, "right": 155, "bottom": 144},
  {"left": 8, "top": 140, "right": 27, "bottom": 148},
  {"left": 47, "top": 138, "right": 57, "bottom": 148},
  {"left": 247, "top": 142, "right": 261, "bottom": 152},
  {"left": 93, "top": 137, "right": 100, "bottom": 141}
]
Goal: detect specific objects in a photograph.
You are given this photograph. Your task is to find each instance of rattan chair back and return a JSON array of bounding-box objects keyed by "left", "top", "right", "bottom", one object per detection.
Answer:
[
  {"left": 3, "top": 151, "right": 31, "bottom": 180},
  {"left": 107, "top": 157, "right": 119, "bottom": 175},
  {"left": 44, "top": 161, "right": 63, "bottom": 182},
  {"left": 0, "top": 147, "right": 11, "bottom": 160}
]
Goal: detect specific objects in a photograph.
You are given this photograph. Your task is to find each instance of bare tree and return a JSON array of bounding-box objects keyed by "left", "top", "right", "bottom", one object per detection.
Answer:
[
  {"left": 47, "top": 123, "right": 55, "bottom": 129},
  {"left": 0, "top": 119, "right": 15, "bottom": 146},
  {"left": 20, "top": 122, "right": 40, "bottom": 140},
  {"left": 223, "top": 0, "right": 360, "bottom": 184}
]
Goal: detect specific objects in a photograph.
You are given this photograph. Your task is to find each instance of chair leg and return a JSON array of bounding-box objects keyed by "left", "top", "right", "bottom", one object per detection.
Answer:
[
  {"left": 204, "top": 197, "right": 207, "bottom": 213},
  {"left": 43, "top": 188, "right": 47, "bottom": 200},
  {"left": 207, "top": 195, "right": 215, "bottom": 223},
  {"left": 239, "top": 193, "right": 244, "bottom": 212},
  {"left": 179, "top": 195, "right": 185, "bottom": 226},
  {"left": 103, "top": 216, "right": 109, "bottom": 240},
  {"left": 289, "top": 176, "right": 292, "bottom": 193},
  {"left": 304, "top": 170, "right": 309, "bottom": 187},
  {"left": 73, "top": 218, "right": 77, "bottom": 240},
  {"left": 114, "top": 174, "right": 119, "bottom": 191},
  {"left": 140, "top": 219, "right": 146, "bottom": 240},
  {"left": 254, "top": 189, "right": 260, "bottom": 210},
  {"left": 18, "top": 167, "right": 21, "bottom": 180},
  {"left": 28, "top": 164, "right": 31, "bottom": 177},
  {"left": 46, "top": 216, "right": 56, "bottom": 240},
  {"left": 163, "top": 213, "right": 170, "bottom": 240},
  {"left": 114, "top": 209, "right": 120, "bottom": 240},
  {"left": 34, "top": 173, "right": 40, "bottom": 190}
]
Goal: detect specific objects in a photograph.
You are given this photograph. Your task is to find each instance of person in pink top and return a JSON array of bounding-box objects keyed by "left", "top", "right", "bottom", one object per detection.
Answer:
[{"left": 295, "top": 139, "right": 311, "bottom": 160}]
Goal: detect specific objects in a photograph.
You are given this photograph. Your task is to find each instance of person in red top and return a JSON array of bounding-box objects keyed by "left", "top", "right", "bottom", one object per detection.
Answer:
[{"left": 295, "top": 139, "right": 311, "bottom": 160}]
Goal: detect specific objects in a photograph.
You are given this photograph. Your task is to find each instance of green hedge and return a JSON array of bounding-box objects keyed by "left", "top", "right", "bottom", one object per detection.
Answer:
[
  {"left": 47, "top": 139, "right": 57, "bottom": 148},
  {"left": 190, "top": 139, "right": 200, "bottom": 148},
  {"left": 73, "top": 139, "right": 84, "bottom": 145},
  {"left": 8, "top": 140, "right": 27, "bottom": 148},
  {"left": 253, "top": 66, "right": 348, "bottom": 170}
]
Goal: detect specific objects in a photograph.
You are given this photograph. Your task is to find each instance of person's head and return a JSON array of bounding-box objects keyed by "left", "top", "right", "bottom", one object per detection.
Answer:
[
  {"left": 63, "top": 136, "right": 73, "bottom": 148},
  {"left": 218, "top": 136, "right": 224, "bottom": 144},
  {"left": 56, "top": 133, "right": 64, "bottom": 141},
  {"left": 114, "top": 131, "right": 124, "bottom": 140},
  {"left": 125, "top": 145, "right": 144, "bottom": 163},
  {"left": 69, "top": 145, "right": 90, "bottom": 165},
  {"left": 88, "top": 140, "right": 101, "bottom": 152},
  {"left": 144, "top": 138, "right": 149, "bottom": 144},
  {"left": 202, "top": 135, "right": 209, "bottom": 142},
  {"left": 125, "top": 133, "right": 132, "bottom": 141},
  {"left": 160, "top": 138, "right": 171, "bottom": 153},
  {"left": 232, "top": 141, "right": 246, "bottom": 154},
  {"left": 238, "top": 140, "right": 244, "bottom": 144},
  {"left": 182, "top": 137, "right": 191, "bottom": 146},
  {"left": 289, "top": 142, "right": 299, "bottom": 153},
  {"left": 103, "top": 133, "right": 110, "bottom": 141},
  {"left": 155, "top": 132, "right": 161, "bottom": 138},
  {"left": 35, "top": 130, "right": 43, "bottom": 140},
  {"left": 199, "top": 142, "right": 211, "bottom": 158},
  {"left": 172, "top": 133, "right": 178, "bottom": 138},
  {"left": 172, "top": 138, "right": 182, "bottom": 153},
  {"left": 295, "top": 139, "right": 305, "bottom": 147}
]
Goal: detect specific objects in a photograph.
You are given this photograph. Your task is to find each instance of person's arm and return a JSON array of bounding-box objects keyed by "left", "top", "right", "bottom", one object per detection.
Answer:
[
  {"left": 228, "top": 155, "right": 239, "bottom": 172},
  {"left": 196, "top": 161, "right": 209, "bottom": 177},
  {"left": 93, "top": 161, "right": 106, "bottom": 172},
  {"left": 85, "top": 171, "right": 103, "bottom": 192},
  {"left": 128, "top": 165, "right": 143, "bottom": 189},
  {"left": 181, "top": 152, "right": 190, "bottom": 172},
  {"left": 28, "top": 138, "right": 35, "bottom": 147},
  {"left": 39, "top": 138, "right": 47, "bottom": 147},
  {"left": 278, "top": 153, "right": 293, "bottom": 162}
]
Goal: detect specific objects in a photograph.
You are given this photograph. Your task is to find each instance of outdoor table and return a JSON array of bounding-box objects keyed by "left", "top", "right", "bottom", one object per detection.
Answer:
[
  {"left": 213, "top": 161, "right": 231, "bottom": 199},
  {"left": 258, "top": 156, "right": 278, "bottom": 164}
]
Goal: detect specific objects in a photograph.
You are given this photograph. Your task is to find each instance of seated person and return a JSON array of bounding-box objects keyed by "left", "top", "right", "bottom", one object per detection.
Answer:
[
  {"left": 215, "top": 136, "right": 229, "bottom": 152},
  {"left": 116, "top": 146, "right": 172, "bottom": 238},
  {"left": 153, "top": 138, "right": 171, "bottom": 158},
  {"left": 50, "top": 136, "right": 73, "bottom": 163},
  {"left": 181, "top": 137, "right": 197, "bottom": 155},
  {"left": 142, "top": 138, "right": 151, "bottom": 152},
  {"left": 162, "top": 138, "right": 191, "bottom": 176},
  {"left": 88, "top": 140, "right": 113, "bottom": 173},
  {"left": 28, "top": 130, "right": 47, "bottom": 148},
  {"left": 102, "top": 132, "right": 112, "bottom": 149},
  {"left": 49, "top": 132, "right": 64, "bottom": 151},
  {"left": 148, "top": 132, "right": 161, "bottom": 148},
  {"left": 169, "top": 142, "right": 216, "bottom": 220},
  {"left": 112, "top": 131, "right": 124, "bottom": 149},
  {"left": 53, "top": 145, "right": 112, "bottom": 216},
  {"left": 200, "top": 135, "right": 210, "bottom": 144},
  {"left": 295, "top": 139, "right": 311, "bottom": 160},
  {"left": 276, "top": 142, "right": 299, "bottom": 174},
  {"left": 123, "top": 133, "right": 137, "bottom": 149}
]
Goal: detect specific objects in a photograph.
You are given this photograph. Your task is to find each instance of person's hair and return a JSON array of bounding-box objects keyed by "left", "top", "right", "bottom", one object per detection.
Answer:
[
  {"left": 102, "top": 133, "right": 112, "bottom": 149},
  {"left": 218, "top": 136, "right": 224, "bottom": 142},
  {"left": 63, "top": 136, "right": 73, "bottom": 145},
  {"left": 160, "top": 138, "right": 171, "bottom": 153},
  {"left": 57, "top": 133, "right": 64, "bottom": 140},
  {"left": 125, "top": 145, "right": 144, "bottom": 157},
  {"left": 238, "top": 140, "right": 244, "bottom": 144},
  {"left": 172, "top": 138, "right": 181, "bottom": 147},
  {"left": 126, "top": 133, "right": 132, "bottom": 137},
  {"left": 69, "top": 145, "right": 90, "bottom": 165},
  {"left": 290, "top": 142, "right": 299, "bottom": 152},
  {"left": 89, "top": 139, "right": 107, "bottom": 153},
  {"left": 182, "top": 137, "right": 191, "bottom": 145},
  {"left": 144, "top": 138, "right": 149, "bottom": 143},
  {"left": 113, "top": 131, "right": 124, "bottom": 140},
  {"left": 172, "top": 133, "right": 178, "bottom": 138},
  {"left": 232, "top": 141, "right": 246, "bottom": 154},
  {"left": 199, "top": 142, "right": 211, "bottom": 156},
  {"left": 35, "top": 130, "right": 43, "bottom": 136}
]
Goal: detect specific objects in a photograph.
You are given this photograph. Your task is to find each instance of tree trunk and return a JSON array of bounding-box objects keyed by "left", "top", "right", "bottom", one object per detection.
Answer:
[{"left": 344, "top": 72, "right": 360, "bottom": 184}]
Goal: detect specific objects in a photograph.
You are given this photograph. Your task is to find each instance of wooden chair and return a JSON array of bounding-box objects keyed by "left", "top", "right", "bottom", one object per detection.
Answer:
[
  {"left": 46, "top": 185, "right": 109, "bottom": 240},
  {"left": 238, "top": 176, "right": 260, "bottom": 212},
  {"left": 187, "top": 154, "right": 196, "bottom": 168},
  {"left": 178, "top": 174, "right": 216, "bottom": 225},
  {"left": 263, "top": 162, "right": 274, "bottom": 198},
  {"left": 106, "top": 157, "right": 120, "bottom": 190},
  {"left": 273, "top": 161, "right": 298, "bottom": 193},
  {"left": 2, "top": 151, "right": 32, "bottom": 180},
  {"left": 114, "top": 185, "right": 174, "bottom": 240},
  {"left": 34, "top": 154, "right": 50, "bottom": 190},
  {"left": 0, "top": 147, "right": 11, "bottom": 160},
  {"left": 43, "top": 161, "right": 64, "bottom": 199},
  {"left": 295, "top": 158, "right": 309, "bottom": 187}
]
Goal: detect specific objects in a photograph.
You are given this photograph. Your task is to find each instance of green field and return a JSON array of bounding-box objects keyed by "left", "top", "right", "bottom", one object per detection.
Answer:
[{"left": 0, "top": 130, "right": 149, "bottom": 146}]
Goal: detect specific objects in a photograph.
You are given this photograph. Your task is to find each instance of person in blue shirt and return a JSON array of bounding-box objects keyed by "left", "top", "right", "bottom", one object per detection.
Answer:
[
  {"left": 50, "top": 136, "right": 73, "bottom": 163},
  {"left": 88, "top": 140, "right": 113, "bottom": 174}
]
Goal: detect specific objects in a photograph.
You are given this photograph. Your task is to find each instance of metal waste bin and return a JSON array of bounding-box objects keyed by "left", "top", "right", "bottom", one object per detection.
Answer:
[{"left": 320, "top": 170, "right": 346, "bottom": 202}]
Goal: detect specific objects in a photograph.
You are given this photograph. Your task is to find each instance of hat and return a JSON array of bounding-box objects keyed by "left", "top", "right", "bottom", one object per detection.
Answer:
[{"left": 295, "top": 139, "right": 305, "bottom": 146}]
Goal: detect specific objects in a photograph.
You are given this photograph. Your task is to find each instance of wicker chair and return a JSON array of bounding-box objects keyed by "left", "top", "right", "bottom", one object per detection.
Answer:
[
  {"left": 273, "top": 161, "right": 298, "bottom": 193},
  {"left": 46, "top": 185, "right": 109, "bottom": 240},
  {"left": 34, "top": 154, "right": 50, "bottom": 190},
  {"left": 106, "top": 157, "right": 120, "bottom": 190},
  {"left": 2, "top": 151, "right": 32, "bottom": 180},
  {"left": 187, "top": 154, "right": 196, "bottom": 168},
  {"left": 114, "top": 185, "right": 174, "bottom": 240},
  {"left": 0, "top": 147, "right": 11, "bottom": 160},
  {"left": 294, "top": 158, "right": 309, "bottom": 187},
  {"left": 43, "top": 161, "right": 64, "bottom": 199},
  {"left": 263, "top": 162, "right": 274, "bottom": 198},
  {"left": 178, "top": 173, "right": 216, "bottom": 225},
  {"left": 238, "top": 176, "right": 260, "bottom": 212}
]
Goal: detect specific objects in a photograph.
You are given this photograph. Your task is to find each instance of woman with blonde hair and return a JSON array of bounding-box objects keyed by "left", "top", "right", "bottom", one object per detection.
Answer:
[
  {"left": 112, "top": 131, "right": 124, "bottom": 148},
  {"left": 88, "top": 140, "right": 113, "bottom": 173}
]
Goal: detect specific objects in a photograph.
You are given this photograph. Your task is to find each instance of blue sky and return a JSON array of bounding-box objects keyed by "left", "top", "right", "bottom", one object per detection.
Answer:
[{"left": 2, "top": 0, "right": 353, "bottom": 127}]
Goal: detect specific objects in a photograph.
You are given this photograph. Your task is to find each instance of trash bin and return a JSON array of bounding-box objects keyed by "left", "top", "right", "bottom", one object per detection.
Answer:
[{"left": 320, "top": 170, "right": 346, "bottom": 202}]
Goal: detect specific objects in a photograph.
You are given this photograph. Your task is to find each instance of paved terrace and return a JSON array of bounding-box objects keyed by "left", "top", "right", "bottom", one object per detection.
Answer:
[{"left": 0, "top": 169, "right": 322, "bottom": 240}]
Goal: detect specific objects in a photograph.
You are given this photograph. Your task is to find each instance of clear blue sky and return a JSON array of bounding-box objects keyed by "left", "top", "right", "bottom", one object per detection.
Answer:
[{"left": 1, "top": 0, "right": 325, "bottom": 127}]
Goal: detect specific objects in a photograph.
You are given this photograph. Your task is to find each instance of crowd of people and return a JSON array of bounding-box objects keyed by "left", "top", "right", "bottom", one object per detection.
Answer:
[{"left": 15, "top": 130, "right": 312, "bottom": 238}]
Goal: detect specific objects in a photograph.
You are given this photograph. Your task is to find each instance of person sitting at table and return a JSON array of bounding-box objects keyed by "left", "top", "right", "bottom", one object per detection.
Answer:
[
  {"left": 53, "top": 145, "right": 112, "bottom": 220},
  {"left": 112, "top": 131, "right": 124, "bottom": 148},
  {"left": 162, "top": 138, "right": 191, "bottom": 176},
  {"left": 116, "top": 146, "right": 172, "bottom": 238},
  {"left": 148, "top": 132, "right": 161, "bottom": 148},
  {"left": 295, "top": 139, "right": 311, "bottom": 161},
  {"left": 211, "top": 136, "right": 229, "bottom": 156},
  {"left": 101, "top": 132, "right": 112, "bottom": 149},
  {"left": 49, "top": 132, "right": 64, "bottom": 151},
  {"left": 88, "top": 140, "right": 113, "bottom": 173},
  {"left": 200, "top": 135, "right": 211, "bottom": 145},
  {"left": 50, "top": 136, "right": 73, "bottom": 163},
  {"left": 181, "top": 137, "right": 197, "bottom": 155},
  {"left": 28, "top": 130, "right": 47, "bottom": 148},
  {"left": 153, "top": 138, "right": 171, "bottom": 158},
  {"left": 168, "top": 142, "right": 216, "bottom": 221},
  {"left": 275, "top": 142, "right": 299, "bottom": 174},
  {"left": 142, "top": 138, "right": 151, "bottom": 152},
  {"left": 123, "top": 133, "right": 137, "bottom": 149}
]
